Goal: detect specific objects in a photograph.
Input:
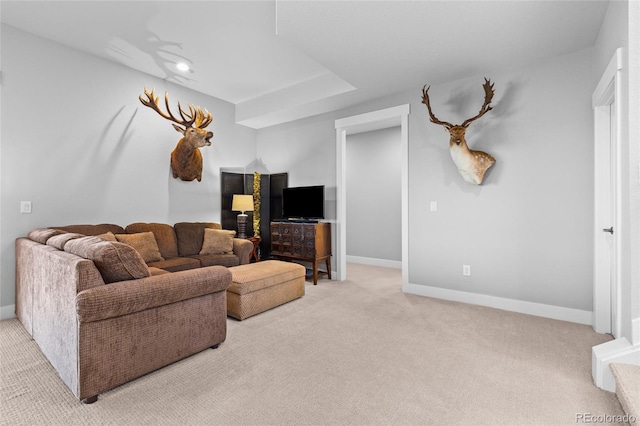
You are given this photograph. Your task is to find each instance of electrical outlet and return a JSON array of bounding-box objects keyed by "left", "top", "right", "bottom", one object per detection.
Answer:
[
  {"left": 20, "top": 201, "right": 32, "bottom": 214},
  {"left": 463, "top": 265, "right": 471, "bottom": 276},
  {"left": 430, "top": 201, "right": 438, "bottom": 212}
]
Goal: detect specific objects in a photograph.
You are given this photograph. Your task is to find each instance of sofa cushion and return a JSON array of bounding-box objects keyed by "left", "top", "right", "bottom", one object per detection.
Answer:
[
  {"left": 148, "top": 257, "right": 201, "bottom": 273},
  {"left": 148, "top": 267, "right": 171, "bottom": 276},
  {"left": 190, "top": 253, "right": 240, "bottom": 268},
  {"left": 174, "top": 222, "right": 222, "bottom": 256},
  {"left": 115, "top": 232, "right": 164, "bottom": 263},
  {"left": 28, "top": 228, "right": 66, "bottom": 244},
  {"left": 46, "top": 232, "right": 85, "bottom": 250},
  {"left": 64, "top": 236, "right": 150, "bottom": 283},
  {"left": 200, "top": 229, "right": 235, "bottom": 255},
  {"left": 125, "top": 223, "right": 179, "bottom": 259},
  {"left": 51, "top": 224, "right": 125, "bottom": 236}
]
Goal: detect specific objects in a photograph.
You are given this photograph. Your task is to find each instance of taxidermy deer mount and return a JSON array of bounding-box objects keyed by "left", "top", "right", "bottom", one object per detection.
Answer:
[
  {"left": 421, "top": 78, "right": 496, "bottom": 185},
  {"left": 139, "top": 88, "right": 213, "bottom": 182}
]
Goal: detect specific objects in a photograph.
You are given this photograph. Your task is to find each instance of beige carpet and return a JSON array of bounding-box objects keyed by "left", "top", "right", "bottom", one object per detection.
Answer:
[
  {"left": 610, "top": 363, "right": 640, "bottom": 420},
  {"left": 0, "top": 263, "right": 624, "bottom": 425}
]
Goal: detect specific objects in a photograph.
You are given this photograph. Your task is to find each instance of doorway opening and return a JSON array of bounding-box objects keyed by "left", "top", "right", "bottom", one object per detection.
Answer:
[
  {"left": 335, "top": 104, "right": 410, "bottom": 287},
  {"left": 346, "top": 127, "right": 402, "bottom": 269}
]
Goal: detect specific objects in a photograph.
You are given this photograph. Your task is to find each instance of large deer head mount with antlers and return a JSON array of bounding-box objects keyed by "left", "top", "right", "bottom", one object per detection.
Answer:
[
  {"left": 139, "top": 88, "right": 213, "bottom": 182},
  {"left": 421, "top": 78, "right": 496, "bottom": 185}
]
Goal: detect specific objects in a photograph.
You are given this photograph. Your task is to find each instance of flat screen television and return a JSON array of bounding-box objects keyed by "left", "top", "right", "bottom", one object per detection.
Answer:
[{"left": 281, "top": 185, "right": 325, "bottom": 220}]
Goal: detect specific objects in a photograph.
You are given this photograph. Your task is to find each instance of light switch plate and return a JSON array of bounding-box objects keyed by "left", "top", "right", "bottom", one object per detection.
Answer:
[{"left": 20, "top": 201, "right": 32, "bottom": 213}]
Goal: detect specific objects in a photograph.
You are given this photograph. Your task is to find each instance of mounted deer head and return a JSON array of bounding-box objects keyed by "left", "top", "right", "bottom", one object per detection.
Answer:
[
  {"left": 421, "top": 78, "right": 496, "bottom": 185},
  {"left": 139, "top": 88, "right": 213, "bottom": 182}
]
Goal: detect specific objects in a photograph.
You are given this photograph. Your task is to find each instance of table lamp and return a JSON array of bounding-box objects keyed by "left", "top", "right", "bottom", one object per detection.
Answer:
[{"left": 232, "top": 194, "right": 254, "bottom": 239}]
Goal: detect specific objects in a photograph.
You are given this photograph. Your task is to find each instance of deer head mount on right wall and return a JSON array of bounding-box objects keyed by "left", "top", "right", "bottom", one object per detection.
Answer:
[{"left": 421, "top": 78, "right": 496, "bottom": 185}]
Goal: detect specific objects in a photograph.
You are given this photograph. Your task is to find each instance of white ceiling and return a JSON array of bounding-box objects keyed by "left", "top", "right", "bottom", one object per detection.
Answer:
[{"left": 1, "top": 0, "right": 610, "bottom": 129}]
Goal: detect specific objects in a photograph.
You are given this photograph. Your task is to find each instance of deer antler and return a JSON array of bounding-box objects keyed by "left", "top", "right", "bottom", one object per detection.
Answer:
[
  {"left": 193, "top": 108, "right": 213, "bottom": 129},
  {"left": 139, "top": 87, "right": 212, "bottom": 129},
  {"left": 421, "top": 85, "right": 454, "bottom": 130},
  {"left": 461, "top": 78, "right": 495, "bottom": 128}
]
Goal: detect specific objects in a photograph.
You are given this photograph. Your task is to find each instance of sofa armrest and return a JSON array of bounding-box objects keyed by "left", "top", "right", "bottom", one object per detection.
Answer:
[
  {"left": 76, "top": 266, "right": 231, "bottom": 323},
  {"left": 233, "top": 238, "right": 254, "bottom": 265}
]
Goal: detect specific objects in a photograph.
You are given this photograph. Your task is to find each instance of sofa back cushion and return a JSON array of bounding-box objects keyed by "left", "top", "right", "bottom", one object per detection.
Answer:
[
  {"left": 174, "top": 222, "right": 222, "bottom": 256},
  {"left": 51, "top": 224, "right": 125, "bottom": 236},
  {"left": 64, "top": 236, "right": 150, "bottom": 283},
  {"left": 125, "top": 223, "right": 178, "bottom": 259}
]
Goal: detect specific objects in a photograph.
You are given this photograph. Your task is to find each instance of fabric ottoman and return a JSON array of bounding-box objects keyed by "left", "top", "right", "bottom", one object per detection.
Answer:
[{"left": 227, "top": 260, "right": 305, "bottom": 320}]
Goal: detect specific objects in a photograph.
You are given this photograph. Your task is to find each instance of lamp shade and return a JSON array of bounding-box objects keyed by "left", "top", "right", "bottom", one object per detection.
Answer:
[{"left": 232, "top": 194, "right": 254, "bottom": 213}]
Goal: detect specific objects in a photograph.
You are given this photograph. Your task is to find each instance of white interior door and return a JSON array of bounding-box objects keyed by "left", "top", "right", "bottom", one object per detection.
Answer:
[
  {"left": 592, "top": 49, "right": 622, "bottom": 336},
  {"left": 606, "top": 101, "right": 619, "bottom": 337}
]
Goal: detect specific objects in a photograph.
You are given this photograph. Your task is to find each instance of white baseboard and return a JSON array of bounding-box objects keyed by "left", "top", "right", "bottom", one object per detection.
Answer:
[
  {"left": 403, "top": 282, "right": 592, "bottom": 325},
  {"left": 0, "top": 304, "right": 15, "bottom": 320},
  {"left": 346, "top": 255, "right": 401, "bottom": 269},
  {"left": 592, "top": 337, "right": 640, "bottom": 391}
]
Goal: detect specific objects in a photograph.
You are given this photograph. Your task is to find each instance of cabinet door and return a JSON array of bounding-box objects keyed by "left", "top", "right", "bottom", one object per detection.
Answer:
[
  {"left": 308, "top": 224, "right": 319, "bottom": 257},
  {"left": 280, "top": 224, "right": 293, "bottom": 255},
  {"left": 303, "top": 235, "right": 315, "bottom": 256},
  {"left": 303, "top": 225, "right": 316, "bottom": 239},
  {"left": 291, "top": 225, "right": 303, "bottom": 247},
  {"left": 270, "top": 223, "right": 282, "bottom": 254},
  {"left": 270, "top": 223, "right": 280, "bottom": 239},
  {"left": 280, "top": 223, "right": 292, "bottom": 237}
]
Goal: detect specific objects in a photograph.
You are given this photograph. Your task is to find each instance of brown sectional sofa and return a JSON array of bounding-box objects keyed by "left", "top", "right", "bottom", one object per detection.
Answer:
[{"left": 15, "top": 222, "right": 253, "bottom": 404}]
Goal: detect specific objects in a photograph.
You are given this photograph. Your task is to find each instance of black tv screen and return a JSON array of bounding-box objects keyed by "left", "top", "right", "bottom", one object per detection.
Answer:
[{"left": 282, "top": 185, "right": 325, "bottom": 220}]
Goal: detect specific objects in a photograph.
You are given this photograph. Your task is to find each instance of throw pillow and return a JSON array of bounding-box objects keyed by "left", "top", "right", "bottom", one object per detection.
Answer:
[
  {"left": 200, "top": 229, "right": 235, "bottom": 255},
  {"left": 64, "top": 236, "right": 150, "bottom": 284},
  {"left": 28, "top": 228, "right": 65, "bottom": 244},
  {"left": 46, "top": 232, "right": 85, "bottom": 250},
  {"left": 97, "top": 231, "right": 117, "bottom": 242},
  {"left": 115, "top": 232, "right": 164, "bottom": 263}
]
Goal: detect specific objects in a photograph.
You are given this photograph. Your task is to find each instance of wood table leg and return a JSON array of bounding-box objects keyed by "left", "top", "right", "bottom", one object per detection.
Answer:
[{"left": 313, "top": 260, "right": 319, "bottom": 285}]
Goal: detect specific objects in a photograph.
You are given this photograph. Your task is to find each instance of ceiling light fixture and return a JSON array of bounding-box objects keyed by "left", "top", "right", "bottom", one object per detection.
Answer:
[{"left": 176, "top": 62, "right": 190, "bottom": 72}]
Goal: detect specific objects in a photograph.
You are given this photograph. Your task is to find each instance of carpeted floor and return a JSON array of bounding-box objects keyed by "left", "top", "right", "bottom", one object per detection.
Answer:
[{"left": 0, "top": 263, "right": 624, "bottom": 425}]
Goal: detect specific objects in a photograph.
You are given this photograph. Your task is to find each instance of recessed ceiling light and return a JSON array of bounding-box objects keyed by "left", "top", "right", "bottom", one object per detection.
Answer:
[{"left": 176, "top": 62, "right": 190, "bottom": 72}]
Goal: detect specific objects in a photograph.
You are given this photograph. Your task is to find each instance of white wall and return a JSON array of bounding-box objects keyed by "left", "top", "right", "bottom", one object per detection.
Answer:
[
  {"left": 346, "top": 127, "right": 401, "bottom": 263},
  {"left": 255, "top": 113, "right": 338, "bottom": 220},
  {"left": 0, "top": 25, "right": 257, "bottom": 315},
  {"left": 413, "top": 49, "right": 596, "bottom": 313},
  {"left": 259, "top": 47, "right": 596, "bottom": 317}
]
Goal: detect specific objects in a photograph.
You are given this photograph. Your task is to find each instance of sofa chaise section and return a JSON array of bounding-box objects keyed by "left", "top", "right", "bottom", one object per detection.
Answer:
[{"left": 15, "top": 232, "right": 231, "bottom": 403}]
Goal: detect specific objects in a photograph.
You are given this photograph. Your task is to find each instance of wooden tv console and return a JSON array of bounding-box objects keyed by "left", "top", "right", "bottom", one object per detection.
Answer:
[{"left": 269, "top": 221, "right": 331, "bottom": 285}]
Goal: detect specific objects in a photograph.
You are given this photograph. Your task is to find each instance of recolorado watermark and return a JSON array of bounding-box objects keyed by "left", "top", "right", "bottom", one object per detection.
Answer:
[{"left": 576, "top": 413, "right": 637, "bottom": 424}]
